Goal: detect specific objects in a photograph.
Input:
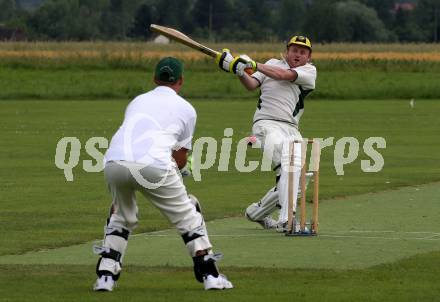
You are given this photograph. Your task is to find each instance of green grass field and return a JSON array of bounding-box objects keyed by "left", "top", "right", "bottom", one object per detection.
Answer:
[
  {"left": 1, "top": 68, "right": 439, "bottom": 100},
  {"left": 1, "top": 98, "right": 440, "bottom": 301},
  {"left": 1, "top": 41, "right": 440, "bottom": 300}
]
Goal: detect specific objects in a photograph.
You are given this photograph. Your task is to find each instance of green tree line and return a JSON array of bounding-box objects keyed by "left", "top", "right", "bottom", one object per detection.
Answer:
[{"left": 1, "top": 0, "right": 439, "bottom": 42}]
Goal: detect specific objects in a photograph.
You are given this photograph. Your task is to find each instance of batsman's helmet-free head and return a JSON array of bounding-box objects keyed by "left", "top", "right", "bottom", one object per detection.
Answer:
[
  {"left": 154, "top": 57, "right": 183, "bottom": 83},
  {"left": 287, "top": 35, "right": 312, "bottom": 52}
]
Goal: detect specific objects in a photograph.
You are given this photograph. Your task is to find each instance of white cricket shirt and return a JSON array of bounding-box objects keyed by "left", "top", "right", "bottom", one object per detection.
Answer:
[
  {"left": 105, "top": 86, "right": 196, "bottom": 169},
  {"left": 252, "top": 59, "right": 316, "bottom": 127}
]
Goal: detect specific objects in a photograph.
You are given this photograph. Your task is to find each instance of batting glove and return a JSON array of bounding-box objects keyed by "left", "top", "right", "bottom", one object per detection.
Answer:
[
  {"left": 180, "top": 154, "right": 193, "bottom": 177},
  {"left": 235, "top": 62, "right": 247, "bottom": 77},
  {"left": 216, "top": 49, "right": 234, "bottom": 72},
  {"left": 231, "top": 55, "right": 257, "bottom": 76}
]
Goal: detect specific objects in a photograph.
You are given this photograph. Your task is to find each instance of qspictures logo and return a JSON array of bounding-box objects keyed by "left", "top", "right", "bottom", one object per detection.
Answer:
[{"left": 54, "top": 127, "right": 386, "bottom": 185}]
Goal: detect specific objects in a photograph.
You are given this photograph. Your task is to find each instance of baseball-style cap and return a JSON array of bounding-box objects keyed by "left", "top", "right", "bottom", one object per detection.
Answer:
[
  {"left": 287, "top": 35, "right": 312, "bottom": 50},
  {"left": 154, "top": 57, "right": 183, "bottom": 83}
]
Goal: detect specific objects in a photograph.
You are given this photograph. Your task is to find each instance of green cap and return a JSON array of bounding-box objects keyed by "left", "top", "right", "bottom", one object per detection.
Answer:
[{"left": 154, "top": 57, "right": 183, "bottom": 83}]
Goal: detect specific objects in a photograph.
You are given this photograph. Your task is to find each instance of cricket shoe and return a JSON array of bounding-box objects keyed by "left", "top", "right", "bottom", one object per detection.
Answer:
[
  {"left": 257, "top": 216, "right": 278, "bottom": 229},
  {"left": 276, "top": 222, "right": 309, "bottom": 233},
  {"left": 276, "top": 221, "right": 288, "bottom": 233},
  {"left": 93, "top": 275, "right": 116, "bottom": 292},
  {"left": 245, "top": 212, "right": 277, "bottom": 229},
  {"left": 204, "top": 274, "right": 233, "bottom": 290}
]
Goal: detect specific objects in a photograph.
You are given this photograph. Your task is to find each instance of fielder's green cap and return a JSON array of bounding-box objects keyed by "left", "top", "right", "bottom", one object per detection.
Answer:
[{"left": 154, "top": 57, "right": 183, "bottom": 83}]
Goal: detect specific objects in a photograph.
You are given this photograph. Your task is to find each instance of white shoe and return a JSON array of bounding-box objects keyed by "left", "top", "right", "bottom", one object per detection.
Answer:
[
  {"left": 276, "top": 221, "right": 288, "bottom": 233},
  {"left": 245, "top": 211, "right": 277, "bottom": 229},
  {"left": 203, "top": 274, "right": 233, "bottom": 290},
  {"left": 276, "top": 221, "right": 310, "bottom": 233},
  {"left": 93, "top": 275, "right": 116, "bottom": 291},
  {"left": 257, "top": 216, "right": 277, "bottom": 229}
]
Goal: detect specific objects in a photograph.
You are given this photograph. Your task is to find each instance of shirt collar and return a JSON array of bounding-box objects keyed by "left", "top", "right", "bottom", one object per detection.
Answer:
[{"left": 154, "top": 85, "right": 177, "bottom": 94}]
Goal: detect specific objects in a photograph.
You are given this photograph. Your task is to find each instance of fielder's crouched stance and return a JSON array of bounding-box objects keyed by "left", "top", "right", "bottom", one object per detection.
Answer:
[{"left": 93, "top": 57, "right": 232, "bottom": 291}]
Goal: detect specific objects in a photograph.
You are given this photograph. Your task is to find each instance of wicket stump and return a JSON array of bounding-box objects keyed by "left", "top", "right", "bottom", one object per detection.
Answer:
[{"left": 286, "top": 139, "right": 321, "bottom": 237}]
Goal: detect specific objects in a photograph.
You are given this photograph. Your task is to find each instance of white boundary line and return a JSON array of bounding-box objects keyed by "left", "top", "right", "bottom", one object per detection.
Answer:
[
  {"left": 348, "top": 230, "right": 440, "bottom": 235},
  {"left": 137, "top": 232, "right": 440, "bottom": 242},
  {"left": 319, "top": 234, "right": 440, "bottom": 241},
  {"left": 130, "top": 225, "right": 440, "bottom": 242}
]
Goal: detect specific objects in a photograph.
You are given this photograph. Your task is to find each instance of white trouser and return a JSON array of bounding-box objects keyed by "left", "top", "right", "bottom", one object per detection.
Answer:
[
  {"left": 103, "top": 160, "right": 212, "bottom": 258},
  {"left": 252, "top": 120, "right": 302, "bottom": 223}
]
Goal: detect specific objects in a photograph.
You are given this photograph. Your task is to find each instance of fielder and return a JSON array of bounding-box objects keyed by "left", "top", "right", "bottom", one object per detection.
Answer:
[
  {"left": 93, "top": 57, "right": 232, "bottom": 291},
  {"left": 216, "top": 36, "right": 317, "bottom": 231}
]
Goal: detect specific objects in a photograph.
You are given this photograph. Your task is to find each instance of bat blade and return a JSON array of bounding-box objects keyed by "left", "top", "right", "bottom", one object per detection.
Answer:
[{"left": 150, "top": 24, "right": 219, "bottom": 58}]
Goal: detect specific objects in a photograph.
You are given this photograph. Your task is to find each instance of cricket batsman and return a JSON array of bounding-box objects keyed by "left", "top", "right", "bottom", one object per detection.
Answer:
[{"left": 216, "top": 36, "right": 317, "bottom": 231}]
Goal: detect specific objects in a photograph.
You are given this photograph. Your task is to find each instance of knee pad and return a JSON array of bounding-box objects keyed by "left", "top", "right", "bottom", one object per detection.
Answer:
[
  {"left": 103, "top": 226, "right": 130, "bottom": 259},
  {"left": 192, "top": 253, "right": 223, "bottom": 283},
  {"left": 181, "top": 224, "right": 206, "bottom": 244},
  {"left": 94, "top": 246, "right": 122, "bottom": 280},
  {"left": 94, "top": 225, "right": 130, "bottom": 280},
  {"left": 182, "top": 224, "right": 212, "bottom": 256},
  {"left": 105, "top": 226, "right": 130, "bottom": 240}
]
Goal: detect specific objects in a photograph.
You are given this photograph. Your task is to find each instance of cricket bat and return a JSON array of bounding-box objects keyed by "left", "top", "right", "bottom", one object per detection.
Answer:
[{"left": 150, "top": 24, "right": 220, "bottom": 58}]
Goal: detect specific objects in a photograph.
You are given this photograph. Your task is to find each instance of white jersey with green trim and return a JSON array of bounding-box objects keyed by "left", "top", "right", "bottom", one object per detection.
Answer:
[{"left": 251, "top": 59, "right": 316, "bottom": 127}]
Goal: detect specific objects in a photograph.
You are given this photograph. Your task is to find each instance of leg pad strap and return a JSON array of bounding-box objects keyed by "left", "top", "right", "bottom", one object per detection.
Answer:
[
  {"left": 93, "top": 246, "right": 122, "bottom": 262},
  {"left": 182, "top": 225, "right": 206, "bottom": 244},
  {"left": 105, "top": 226, "right": 130, "bottom": 240},
  {"left": 94, "top": 246, "right": 122, "bottom": 280}
]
